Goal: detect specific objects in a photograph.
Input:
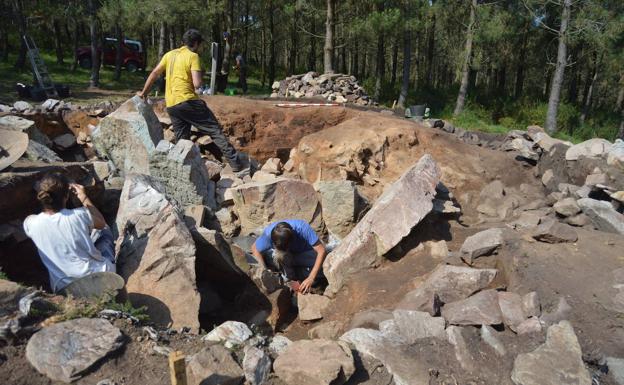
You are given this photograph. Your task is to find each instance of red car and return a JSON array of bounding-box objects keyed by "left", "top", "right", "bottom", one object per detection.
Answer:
[{"left": 76, "top": 38, "right": 146, "bottom": 72}]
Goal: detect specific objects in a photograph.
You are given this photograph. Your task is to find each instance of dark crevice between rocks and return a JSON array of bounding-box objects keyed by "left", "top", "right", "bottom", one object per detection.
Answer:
[{"left": 385, "top": 212, "right": 453, "bottom": 263}]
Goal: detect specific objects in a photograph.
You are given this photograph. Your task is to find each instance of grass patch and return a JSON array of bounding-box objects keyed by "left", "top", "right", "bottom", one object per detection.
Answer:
[
  {"left": 0, "top": 271, "right": 8, "bottom": 280},
  {"left": 56, "top": 294, "right": 149, "bottom": 322}
]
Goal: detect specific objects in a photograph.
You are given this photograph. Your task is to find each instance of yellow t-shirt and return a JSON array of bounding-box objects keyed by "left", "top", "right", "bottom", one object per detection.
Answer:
[{"left": 159, "top": 46, "right": 202, "bottom": 107}]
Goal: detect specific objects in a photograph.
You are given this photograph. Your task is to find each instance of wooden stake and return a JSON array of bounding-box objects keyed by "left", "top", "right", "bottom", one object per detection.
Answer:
[{"left": 168, "top": 351, "right": 187, "bottom": 385}]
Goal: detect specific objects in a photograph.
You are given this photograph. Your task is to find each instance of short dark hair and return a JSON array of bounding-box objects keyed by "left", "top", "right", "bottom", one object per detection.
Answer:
[
  {"left": 182, "top": 29, "right": 203, "bottom": 48},
  {"left": 271, "top": 222, "right": 293, "bottom": 251},
  {"left": 35, "top": 173, "right": 69, "bottom": 212}
]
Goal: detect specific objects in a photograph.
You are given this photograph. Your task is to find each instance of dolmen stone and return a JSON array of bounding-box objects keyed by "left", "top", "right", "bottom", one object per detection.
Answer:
[
  {"left": 511, "top": 321, "right": 591, "bottom": 385},
  {"left": 324, "top": 154, "right": 440, "bottom": 295},
  {"left": 92, "top": 96, "right": 163, "bottom": 175},
  {"left": 26, "top": 318, "right": 124, "bottom": 383},
  {"left": 231, "top": 177, "right": 324, "bottom": 235},
  {"left": 274, "top": 339, "right": 355, "bottom": 385},
  {"left": 577, "top": 198, "right": 624, "bottom": 234},
  {"left": 115, "top": 174, "right": 201, "bottom": 330}
]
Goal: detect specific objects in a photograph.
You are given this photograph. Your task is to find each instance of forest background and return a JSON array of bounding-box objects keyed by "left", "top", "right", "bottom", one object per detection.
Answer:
[{"left": 0, "top": 0, "right": 623, "bottom": 142}]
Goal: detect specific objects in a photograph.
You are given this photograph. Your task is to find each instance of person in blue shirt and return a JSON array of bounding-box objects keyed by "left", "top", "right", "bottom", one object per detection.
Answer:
[{"left": 251, "top": 219, "right": 326, "bottom": 294}]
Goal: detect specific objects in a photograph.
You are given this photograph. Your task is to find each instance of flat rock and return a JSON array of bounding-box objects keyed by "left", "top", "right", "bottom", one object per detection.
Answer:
[
  {"left": 53, "top": 133, "right": 77, "bottom": 150},
  {"left": 231, "top": 177, "right": 323, "bottom": 235},
  {"left": 324, "top": 155, "right": 440, "bottom": 295},
  {"left": 243, "top": 346, "right": 272, "bottom": 385},
  {"left": 607, "top": 139, "right": 624, "bottom": 168},
  {"left": 0, "top": 115, "right": 52, "bottom": 147},
  {"left": 606, "top": 357, "right": 624, "bottom": 385},
  {"left": 261, "top": 157, "right": 283, "bottom": 174},
  {"left": 25, "top": 318, "right": 124, "bottom": 383},
  {"left": 498, "top": 291, "right": 526, "bottom": 332},
  {"left": 115, "top": 174, "right": 201, "bottom": 330},
  {"left": 274, "top": 339, "right": 355, "bottom": 385},
  {"left": 577, "top": 198, "right": 624, "bottom": 234},
  {"left": 553, "top": 197, "right": 581, "bottom": 217},
  {"left": 268, "top": 335, "right": 292, "bottom": 356},
  {"left": 460, "top": 228, "right": 504, "bottom": 264},
  {"left": 308, "top": 320, "right": 343, "bottom": 339},
  {"left": 24, "top": 140, "right": 62, "bottom": 163},
  {"left": 187, "top": 345, "right": 243, "bottom": 385},
  {"left": 341, "top": 328, "right": 429, "bottom": 385},
  {"left": 202, "top": 320, "right": 252, "bottom": 347},
  {"left": 442, "top": 289, "right": 503, "bottom": 326},
  {"left": 509, "top": 211, "right": 542, "bottom": 230},
  {"left": 0, "top": 279, "right": 27, "bottom": 317},
  {"left": 532, "top": 219, "right": 578, "bottom": 243},
  {"left": 392, "top": 309, "right": 446, "bottom": 342},
  {"left": 522, "top": 292, "right": 541, "bottom": 317},
  {"left": 517, "top": 317, "right": 543, "bottom": 335},
  {"left": 397, "top": 265, "right": 498, "bottom": 313},
  {"left": 298, "top": 293, "right": 331, "bottom": 321},
  {"left": 92, "top": 96, "right": 163, "bottom": 175},
  {"left": 13, "top": 101, "right": 32, "bottom": 112},
  {"left": 511, "top": 321, "right": 591, "bottom": 385}
]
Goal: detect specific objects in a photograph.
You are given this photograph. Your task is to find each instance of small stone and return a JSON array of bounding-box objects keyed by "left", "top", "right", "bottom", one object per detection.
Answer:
[
  {"left": 426, "top": 240, "right": 449, "bottom": 258},
  {"left": 273, "top": 339, "right": 355, "bottom": 385},
  {"left": 585, "top": 172, "right": 609, "bottom": 187},
  {"left": 204, "top": 160, "right": 223, "bottom": 180},
  {"left": 348, "top": 308, "right": 393, "bottom": 330},
  {"left": 308, "top": 320, "right": 343, "bottom": 339},
  {"left": 522, "top": 292, "right": 541, "bottom": 317},
  {"left": 553, "top": 197, "right": 581, "bottom": 217},
  {"left": 13, "top": 101, "right": 32, "bottom": 112},
  {"left": 392, "top": 309, "right": 446, "bottom": 342},
  {"left": 540, "top": 297, "right": 572, "bottom": 326},
  {"left": 460, "top": 228, "right": 504, "bottom": 264},
  {"left": 187, "top": 345, "right": 244, "bottom": 385},
  {"left": 442, "top": 289, "right": 503, "bottom": 326},
  {"left": 184, "top": 205, "right": 206, "bottom": 228},
  {"left": 511, "top": 321, "right": 591, "bottom": 385},
  {"left": 481, "top": 324, "right": 506, "bottom": 356},
  {"left": 498, "top": 291, "right": 526, "bottom": 332},
  {"left": 52, "top": 133, "right": 77, "bottom": 150},
  {"left": 541, "top": 169, "right": 557, "bottom": 191},
  {"left": 261, "top": 157, "right": 283, "bottom": 175},
  {"left": 606, "top": 357, "right": 624, "bottom": 385},
  {"left": 532, "top": 219, "right": 578, "bottom": 243},
  {"left": 202, "top": 320, "right": 252, "bottom": 347},
  {"left": 509, "top": 211, "right": 542, "bottom": 230},
  {"left": 243, "top": 346, "right": 271, "bottom": 385},
  {"left": 517, "top": 317, "right": 543, "bottom": 335},
  {"left": 298, "top": 293, "right": 331, "bottom": 321},
  {"left": 196, "top": 135, "right": 213, "bottom": 146},
  {"left": 577, "top": 198, "right": 624, "bottom": 234},
  {"left": 268, "top": 335, "right": 292, "bottom": 356},
  {"left": 565, "top": 213, "right": 591, "bottom": 227}
]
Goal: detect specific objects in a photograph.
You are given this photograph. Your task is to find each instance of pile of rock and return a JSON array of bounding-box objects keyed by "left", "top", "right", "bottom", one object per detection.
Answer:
[{"left": 270, "top": 72, "right": 374, "bottom": 105}]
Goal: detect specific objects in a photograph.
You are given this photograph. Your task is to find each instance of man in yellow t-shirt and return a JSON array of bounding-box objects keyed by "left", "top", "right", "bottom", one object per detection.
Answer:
[{"left": 137, "top": 29, "right": 242, "bottom": 171}]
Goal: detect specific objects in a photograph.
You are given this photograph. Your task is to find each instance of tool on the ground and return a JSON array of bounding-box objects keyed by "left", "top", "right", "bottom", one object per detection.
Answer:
[
  {"left": 168, "top": 351, "right": 187, "bottom": 385},
  {"left": 23, "top": 35, "right": 59, "bottom": 98},
  {"left": 274, "top": 102, "right": 340, "bottom": 108}
]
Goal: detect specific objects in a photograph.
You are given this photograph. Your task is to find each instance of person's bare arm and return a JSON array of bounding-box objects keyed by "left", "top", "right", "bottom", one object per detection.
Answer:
[
  {"left": 299, "top": 241, "right": 327, "bottom": 294},
  {"left": 191, "top": 70, "right": 203, "bottom": 90},
  {"left": 137, "top": 62, "right": 165, "bottom": 98},
  {"left": 251, "top": 241, "right": 267, "bottom": 269},
  {"left": 70, "top": 184, "right": 106, "bottom": 230}
]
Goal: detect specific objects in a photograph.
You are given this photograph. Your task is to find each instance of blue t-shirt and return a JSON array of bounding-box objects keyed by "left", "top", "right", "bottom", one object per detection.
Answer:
[{"left": 255, "top": 219, "right": 319, "bottom": 254}]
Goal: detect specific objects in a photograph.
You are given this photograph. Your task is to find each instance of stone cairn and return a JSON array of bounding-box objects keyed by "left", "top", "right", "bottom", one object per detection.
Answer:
[{"left": 270, "top": 71, "right": 374, "bottom": 105}]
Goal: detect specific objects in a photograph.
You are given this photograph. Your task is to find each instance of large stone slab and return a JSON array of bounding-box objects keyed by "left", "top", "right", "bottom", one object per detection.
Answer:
[
  {"left": 397, "top": 265, "right": 498, "bottom": 312},
  {"left": 0, "top": 115, "right": 52, "bottom": 147},
  {"left": 231, "top": 177, "right": 323, "bottom": 235},
  {"left": 340, "top": 328, "right": 430, "bottom": 385},
  {"left": 187, "top": 345, "right": 244, "bottom": 385},
  {"left": 315, "top": 180, "right": 367, "bottom": 239},
  {"left": 274, "top": 339, "right": 355, "bottom": 385},
  {"left": 565, "top": 138, "right": 612, "bottom": 161},
  {"left": 392, "top": 309, "right": 446, "bottom": 342},
  {"left": 532, "top": 219, "right": 578, "bottom": 243},
  {"left": 324, "top": 155, "right": 440, "bottom": 295},
  {"left": 511, "top": 321, "right": 591, "bottom": 385},
  {"left": 442, "top": 289, "right": 503, "bottom": 326},
  {"left": 577, "top": 198, "right": 624, "bottom": 234},
  {"left": 92, "top": 96, "right": 163, "bottom": 175},
  {"left": 25, "top": 318, "right": 124, "bottom": 383},
  {"left": 149, "top": 140, "right": 215, "bottom": 208},
  {"left": 115, "top": 174, "right": 201, "bottom": 330},
  {"left": 298, "top": 293, "right": 331, "bottom": 321},
  {"left": 498, "top": 291, "right": 527, "bottom": 332}
]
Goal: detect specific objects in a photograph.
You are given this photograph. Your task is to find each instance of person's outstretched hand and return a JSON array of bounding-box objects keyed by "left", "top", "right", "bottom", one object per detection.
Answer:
[
  {"left": 69, "top": 183, "right": 88, "bottom": 202},
  {"left": 136, "top": 91, "right": 146, "bottom": 100},
  {"left": 299, "top": 275, "right": 315, "bottom": 294}
]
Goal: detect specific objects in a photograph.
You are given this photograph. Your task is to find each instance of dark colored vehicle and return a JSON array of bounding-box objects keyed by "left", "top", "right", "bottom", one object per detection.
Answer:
[{"left": 76, "top": 38, "right": 146, "bottom": 72}]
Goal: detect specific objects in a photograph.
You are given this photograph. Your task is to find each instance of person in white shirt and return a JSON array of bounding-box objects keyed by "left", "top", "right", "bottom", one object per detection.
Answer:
[{"left": 23, "top": 173, "right": 115, "bottom": 292}]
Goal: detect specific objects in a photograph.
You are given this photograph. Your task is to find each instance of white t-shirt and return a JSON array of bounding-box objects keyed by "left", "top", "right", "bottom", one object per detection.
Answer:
[{"left": 23, "top": 207, "right": 115, "bottom": 292}]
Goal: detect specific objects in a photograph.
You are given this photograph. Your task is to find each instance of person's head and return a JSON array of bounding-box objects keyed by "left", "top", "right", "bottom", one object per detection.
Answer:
[
  {"left": 183, "top": 29, "right": 203, "bottom": 52},
  {"left": 35, "top": 173, "right": 70, "bottom": 212},
  {"left": 271, "top": 222, "right": 294, "bottom": 251}
]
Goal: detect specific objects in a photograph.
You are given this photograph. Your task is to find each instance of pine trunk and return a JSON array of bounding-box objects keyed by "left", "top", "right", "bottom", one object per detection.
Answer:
[
  {"left": 14, "top": 0, "right": 27, "bottom": 69},
  {"left": 158, "top": 21, "right": 166, "bottom": 60},
  {"left": 53, "top": 19, "right": 64, "bottom": 65},
  {"left": 615, "top": 75, "right": 624, "bottom": 113},
  {"left": 323, "top": 0, "right": 334, "bottom": 74},
  {"left": 453, "top": 0, "right": 477, "bottom": 116},
  {"left": 580, "top": 55, "right": 598, "bottom": 125},
  {"left": 426, "top": 13, "right": 436, "bottom": 87},
  {"left": 514, "top": 22, "right": 529, "bottom": 99},
  {"left": 88, "top": 0, "right": 100, "bottom": 88},
  {"left": 390, "top": 40, "right": 398, "bottom": 87},
  {"left": 308, "top": 17, "right": 316, "bottom": 71},
  {"left": 545, "top": 0, "right": 571, "bottom": 134},
  {"left": 268, "top": 0, "right": 276, "bottom": 86},
  {"left": 397, "top": 27, "right": 411, "bottom": 109},
  {"left": 289, "top": 5, "right": 297, "bottom": 75}
]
